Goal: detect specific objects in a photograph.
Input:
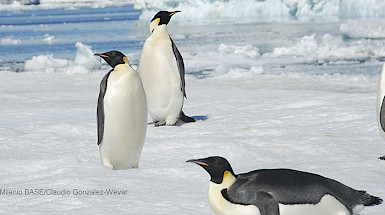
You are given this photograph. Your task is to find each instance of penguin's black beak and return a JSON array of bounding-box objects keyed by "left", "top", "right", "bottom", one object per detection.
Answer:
[
  {"left": 186, "top": 159, "right": 209, "bottom": 166},
  {"left": 169, "top": 11, "right": 181, "bottom": 16}
]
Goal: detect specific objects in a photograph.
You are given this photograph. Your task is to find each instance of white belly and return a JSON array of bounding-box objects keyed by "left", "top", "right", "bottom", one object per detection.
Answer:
[
  {"left": 279, "top": 195, "right": 352, "bottom": 215},
  {"left": 138, "top": 28, "right": 183, "bottom": 124},
  {"left": 99, "top": 64, "right": 147, "bottom": 170}
]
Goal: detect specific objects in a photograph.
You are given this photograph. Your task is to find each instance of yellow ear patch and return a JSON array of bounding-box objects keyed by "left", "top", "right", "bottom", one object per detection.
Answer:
[
  {"left": 223, "top": 170, "right": 231, "bottom": 179},
  {"left": 123, "top": 56, "right": 128, "bottom": 64},
  {"left": 150, "top": 18, "right": 161, "bottom": 32}
]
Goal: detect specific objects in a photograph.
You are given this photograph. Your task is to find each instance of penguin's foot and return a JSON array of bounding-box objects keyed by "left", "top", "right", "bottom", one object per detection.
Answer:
[
  {"left": 165, "top": 116, "right": 178, "bottom": 126},
  {"left": 379, "top": 156, "right": 385, "bottom": 160},
  {"left": 155, "top": 121, "right": 166, "bottom": 127}
]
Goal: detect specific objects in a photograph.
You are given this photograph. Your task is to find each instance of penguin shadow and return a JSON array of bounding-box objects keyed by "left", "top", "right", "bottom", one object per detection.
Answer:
[
  {"left": 175, "top": 115, "right": 209, "bottom": 127},
  {"left": 192, "top": 115, "right": 209, "bottom": 121}
]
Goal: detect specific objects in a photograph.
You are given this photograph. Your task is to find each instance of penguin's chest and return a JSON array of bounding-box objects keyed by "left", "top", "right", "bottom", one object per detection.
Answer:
[
  {"left": 104, "top": 72, "right": 134, "bottom": 119},
  {"left": 140, "top": 37, "right": 181, "bottom": 94},
  {"left": 102, "top": 70, "right": 146, "bottom": 145},
  {"left": 208, "top": 173, "right": 261, "bottom": 215}
]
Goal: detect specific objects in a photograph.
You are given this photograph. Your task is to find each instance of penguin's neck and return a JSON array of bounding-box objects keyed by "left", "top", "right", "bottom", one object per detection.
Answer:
[
  {"left": 113, "top": 64, "right": 132, "bottom": 76},
  {"left": 208, "top": 171, "right": 237, "bottom": 204},
  {"left": 208, "top": 171, "right": 247, "bottom": 215},
  {"left": 151, "top": 25, "right": 170, "bottom": 40}
]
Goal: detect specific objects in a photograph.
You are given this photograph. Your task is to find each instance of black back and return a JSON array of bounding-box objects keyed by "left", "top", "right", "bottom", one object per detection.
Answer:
[
  {"left": 97, "top": 70, "right": 112, "bottom": 145},
  {"left": 226, "top": 169, "right": 381, "bottom": 213},
  {"left": 170, "top": 37, "right": 186, "bottom": 98}
]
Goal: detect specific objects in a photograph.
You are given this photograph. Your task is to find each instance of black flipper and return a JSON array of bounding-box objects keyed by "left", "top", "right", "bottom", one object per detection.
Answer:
[
  {"left": 170, "top": 37, "right": 186, "bottom": 98},
  {"left": 170, "top": 37, "right": 195, "bottom": 124},
  {"left": 221, "top": 189, "right": 280, "bottom": 215},
  {"left": 379, "top": 97, "right": 385, "bottom": 159},
  {"left": 359, "top": 190, "right": 383, "bottom": 206},
  {"left": 180, "top": 111, "right": 196, "bottom": 123},
  {"left": 97, "top": 70, "right": 112, "bottom": 145},
  {"left": 380, "top": 96, "right": 385, "bottom": 132}
]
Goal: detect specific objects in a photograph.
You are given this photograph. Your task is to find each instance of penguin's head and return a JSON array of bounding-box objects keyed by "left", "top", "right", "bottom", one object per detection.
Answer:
[
  {"left": 95, "top": 51, "right": 129, "bottom": 68},
  {"left": 187, "top": 156, "right": 236, "bottom": 184},
  {"left": 150, "top": 10, "right": 180, "bottom": 32}
]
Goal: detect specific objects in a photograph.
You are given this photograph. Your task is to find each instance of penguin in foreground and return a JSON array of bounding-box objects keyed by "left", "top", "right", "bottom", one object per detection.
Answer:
[
  {"left": 376, "top": 62, "right": 385, "bottom": 160},
  {"left": 187, "top": 156, "right": 382, "bottom": 215},
  {"left": 95, "top": 51, "right": 147, "bottom": 170},
  {"left": 137, "top": 10, "right": 195, "bottom": 126}
]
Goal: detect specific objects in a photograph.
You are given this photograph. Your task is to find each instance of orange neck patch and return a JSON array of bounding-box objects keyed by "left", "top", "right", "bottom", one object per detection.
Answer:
[{"left": 223, "top": 170, "right": 232, "bottom": 180}]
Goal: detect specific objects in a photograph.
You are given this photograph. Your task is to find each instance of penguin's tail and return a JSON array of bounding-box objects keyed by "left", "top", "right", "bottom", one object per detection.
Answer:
[
  {"left": 180, "top": 111, "right": 196, "bottom": 123},
  {"left": 360, "top": 191, "right": 383, "bottom": 206}
]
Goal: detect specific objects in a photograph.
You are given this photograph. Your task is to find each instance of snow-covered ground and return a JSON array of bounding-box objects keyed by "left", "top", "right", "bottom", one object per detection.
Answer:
[
  {"left": 1, "top": 1, "right": 385, "bottom": 214},
  {"left": 1, "top": 63, "right": 385, "bottom": 214}
]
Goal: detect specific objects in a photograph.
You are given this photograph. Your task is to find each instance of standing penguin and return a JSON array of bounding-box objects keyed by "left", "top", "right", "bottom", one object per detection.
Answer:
[
  {"left": 377, "top": 63, "right": 385, "bottom": 160},
  {"left": 187, "top": 156, "right": 382, "bottom": 215},
  {"left": 138, "top": 11, "right": 195, "bottom": 126},
  {"left": 95, "top": 51, "right": 147, "bottom": 170}
]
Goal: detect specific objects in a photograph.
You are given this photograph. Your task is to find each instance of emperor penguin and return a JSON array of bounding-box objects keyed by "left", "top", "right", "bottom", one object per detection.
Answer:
[
  {"left": 376, "top": 62, "right": 385, "bottom": 160},
  {"left": 95, "top": 51, "right": 147, "bottom": 170},
  {"left": 187, "top": 156, "right": 382, "bottom": 215},
  {"left": 137, "top": 10, "right": 196, "bottom": 126}
]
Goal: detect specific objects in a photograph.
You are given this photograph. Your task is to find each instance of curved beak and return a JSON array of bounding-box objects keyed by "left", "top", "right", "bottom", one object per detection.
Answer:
[
  {"left": 169, "top": 11, "right": 181, "bottom": 16},
  {"left": 186, "top": 159, "right": 209, "bottom": 166},
  {"left": 94, "top": 53, "right": 108, "bottom": 58}
]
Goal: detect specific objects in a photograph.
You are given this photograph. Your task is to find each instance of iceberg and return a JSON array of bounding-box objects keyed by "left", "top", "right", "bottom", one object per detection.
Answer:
[
  {"left": 1, "top": 36, "right": 21, "bottom": 45},
  {"left": 24, "top": 42, "right": 101, "bottom": 74},
  {"left": 2, "top": 0, "right": 385, "bottom": 22},
  {"left": 134, "top": 0, "right": 385, "bottom": 23}
]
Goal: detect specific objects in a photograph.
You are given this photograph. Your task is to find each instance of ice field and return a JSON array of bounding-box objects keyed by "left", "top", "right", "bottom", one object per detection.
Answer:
[{"left": 1, "top": 0, "right": 385, "bottom": 214}]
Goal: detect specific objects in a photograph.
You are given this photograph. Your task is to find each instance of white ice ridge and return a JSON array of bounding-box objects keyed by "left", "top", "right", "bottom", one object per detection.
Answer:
[
  {"left": 135, "top": 0, "right": 385, "bottom": 22},
  {"left": 218, "top": 44, "right": 260, "bottom": 59},
  {"left": 262, "top": 34, "right": 385, "bottom": 64},
  {"left": 0, "top": 0, "right": 131, "bottom": 11},
  {"left": 2, "top": 0, "right": 385, "bottom": 21},
  {"left": 24, "top": 42, "right": 101, "bottom": 74},
  {"left": 340, "top": 21, "right": 385, "bottom": 39},
  {"left": 189, "top": 33, "right": 385, "bottom": 77}
]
